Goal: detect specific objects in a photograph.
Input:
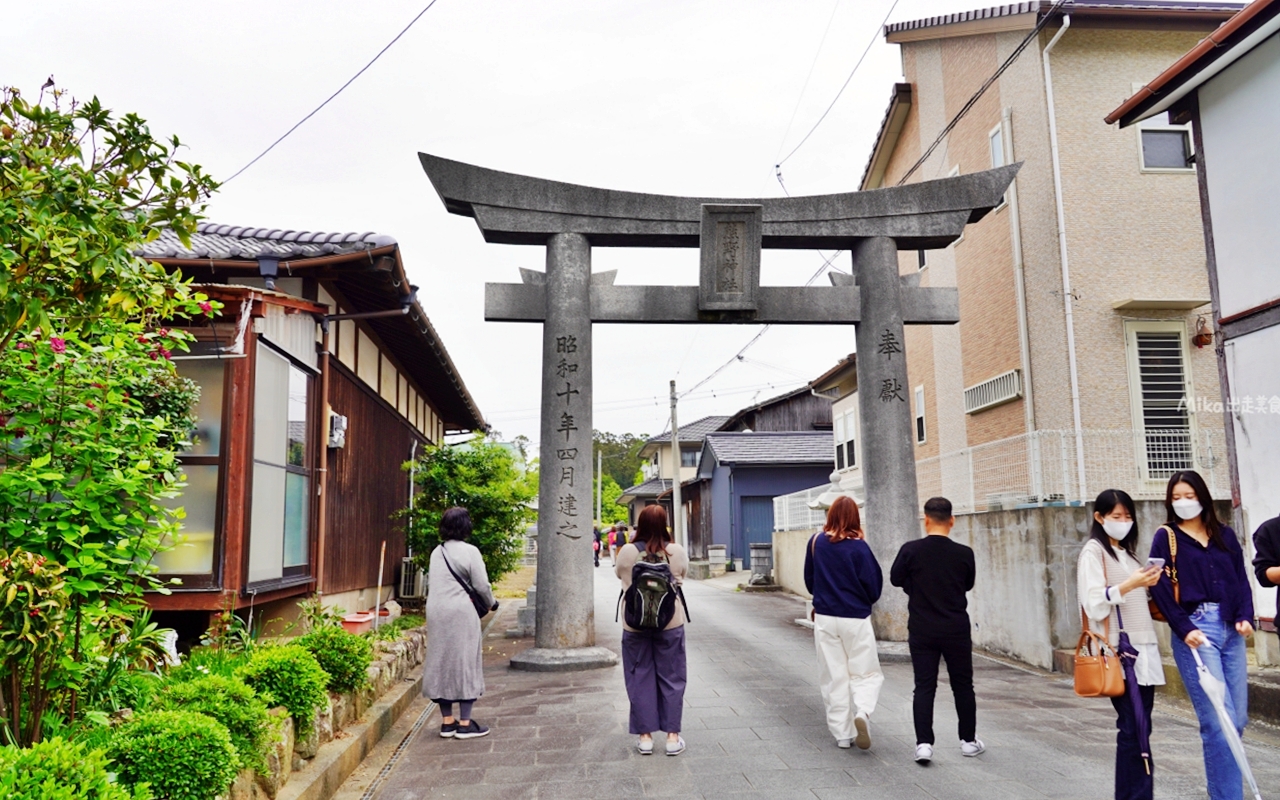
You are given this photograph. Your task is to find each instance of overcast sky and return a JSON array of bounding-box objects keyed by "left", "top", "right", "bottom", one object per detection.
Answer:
[{"left": 10, "top": 0, "right": 981, "bottom": 446}]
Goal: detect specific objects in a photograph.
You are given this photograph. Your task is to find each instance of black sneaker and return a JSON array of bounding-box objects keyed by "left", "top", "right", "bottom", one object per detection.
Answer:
[
  {"left": 454, "top": 720, "right": 490, "bottom": 740},
  {"left": 439, "top": 720, "right": 458, "bottom": 738}
]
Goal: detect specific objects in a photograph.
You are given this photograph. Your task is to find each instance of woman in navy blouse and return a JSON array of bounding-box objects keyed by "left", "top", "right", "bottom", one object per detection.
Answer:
[{"left": 1149, "top": 470, "right": 1254, "bottom": 800}]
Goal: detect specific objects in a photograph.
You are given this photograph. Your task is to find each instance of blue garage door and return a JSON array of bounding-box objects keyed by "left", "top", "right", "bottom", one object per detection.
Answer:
[{"left": 741, "top": 496, "right": 775, "bottom": 547}]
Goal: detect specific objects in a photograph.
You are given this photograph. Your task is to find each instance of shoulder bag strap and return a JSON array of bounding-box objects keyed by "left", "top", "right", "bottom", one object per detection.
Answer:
[
  {"left": 438, "top": 545, "right": 477, "bottom": 597},
  {"left": 1161, "top": 525, "right": 1180, "bottom": 605}
]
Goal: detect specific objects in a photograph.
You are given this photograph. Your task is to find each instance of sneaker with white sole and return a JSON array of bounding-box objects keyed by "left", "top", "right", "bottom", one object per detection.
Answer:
[
  {"left": 960, "top": 739, "right": 985, "bottom": 757},
  {"left": 915, "top": 743, "right": 933, "bottom": 764},
  {"left": 836, "top": 738, "right": 852, "bottom": 749},
  {"left": 853, "top": 713, "right": 871, "bottom": 750},
  {"left": 636, "top": 737, "right": 654, "bottom": 755},
  {"left": 665, "top": 735, "right": 686, "bottom": 756}
]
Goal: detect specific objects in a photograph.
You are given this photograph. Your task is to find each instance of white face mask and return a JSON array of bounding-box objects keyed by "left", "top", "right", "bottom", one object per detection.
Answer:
[
  {"left": 1172, "top": 499, "right": 1203, "bottom": 520},
  {"left": 1101, "top": 519, "right": 1133, "bottom": 539}
]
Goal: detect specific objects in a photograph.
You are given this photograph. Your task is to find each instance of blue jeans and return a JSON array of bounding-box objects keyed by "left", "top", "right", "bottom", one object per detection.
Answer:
[{"left": 1170, "top": 603, "right": 1249, "bottom": 800}]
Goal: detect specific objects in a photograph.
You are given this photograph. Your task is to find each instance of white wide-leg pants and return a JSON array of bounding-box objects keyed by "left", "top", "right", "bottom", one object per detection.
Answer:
[{"left": 814, "top": 613, "right": 884, "bottom": 741}]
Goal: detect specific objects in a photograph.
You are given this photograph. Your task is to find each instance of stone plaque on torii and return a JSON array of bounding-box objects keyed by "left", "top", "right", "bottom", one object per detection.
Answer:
[{"left": 420, "top": 153, "right": 1018, "bottom": 671}]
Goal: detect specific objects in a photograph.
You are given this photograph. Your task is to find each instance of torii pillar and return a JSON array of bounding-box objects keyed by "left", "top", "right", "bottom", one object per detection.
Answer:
[{"left": 420, "top": 154, "right": 1018, "bottom": 668}]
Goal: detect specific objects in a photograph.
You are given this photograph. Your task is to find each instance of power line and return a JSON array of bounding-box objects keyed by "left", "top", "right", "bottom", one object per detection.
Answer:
[
  {"left": 222, "top": 1, "right": 442, "bottom": 183},
  {"left": 896, "top": 0, "right": 1064, "bottom": 186},
  {"left": 775, "top": 0, "right": 901, "bottom": 189}
]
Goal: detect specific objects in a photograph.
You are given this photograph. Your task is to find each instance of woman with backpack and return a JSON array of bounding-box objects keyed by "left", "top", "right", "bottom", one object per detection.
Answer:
[
  {"left": 804, "top": 495, "right": 883, "bottom": 750},
  {"left": 1149, "top": 470, "right": 1254, "bottom": 800},
  {"left": 615, "top": 504, "right": 689, "bottom": 756},
  {"left": 1076, "top": 489, "right": 1163, "bottom": 800}
]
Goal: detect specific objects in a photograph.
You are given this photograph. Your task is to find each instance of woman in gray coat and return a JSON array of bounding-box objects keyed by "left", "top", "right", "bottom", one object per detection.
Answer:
[{"left": 422, "top": 507, "right": 497, "bottom": 739}]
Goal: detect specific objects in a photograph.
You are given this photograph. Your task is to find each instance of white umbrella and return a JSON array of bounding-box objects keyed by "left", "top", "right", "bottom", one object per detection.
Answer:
[{"left": 1191, "top": 648, "right": 1263, "bottom": 800}]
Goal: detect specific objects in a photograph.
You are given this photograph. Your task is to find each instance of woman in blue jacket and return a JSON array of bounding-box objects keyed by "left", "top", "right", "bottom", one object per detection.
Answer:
[
  {"left": 1149, "top": 470, "right": 1254, "bottom": 800},
  {"left": 804, "top": 495, "right": 883, "bottom": 751}
]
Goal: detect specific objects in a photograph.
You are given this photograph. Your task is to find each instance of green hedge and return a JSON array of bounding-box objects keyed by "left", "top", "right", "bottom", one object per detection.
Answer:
[
  {"left": 297, "top": 626, "right": 373, "bottom": 694},
  {"left": 236, "top": 645, "right": 329, "bottom": 738},
  {"left": 109, "top": 710, "right": 237, "bottom": 800},
  {"left": 0, "top": 738, "right": 150, "bottom": 800},
  {"left": 154, "top": 675, "right": 271, "bottom": 772}
]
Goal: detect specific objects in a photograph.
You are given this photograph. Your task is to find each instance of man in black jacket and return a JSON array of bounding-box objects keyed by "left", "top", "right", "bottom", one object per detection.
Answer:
[
  {"left": 890, "top": 496, "right": 981, "bottom": 765},
  {"left": 1253, "top": 514, "right": 1280, "bottom": 589}
]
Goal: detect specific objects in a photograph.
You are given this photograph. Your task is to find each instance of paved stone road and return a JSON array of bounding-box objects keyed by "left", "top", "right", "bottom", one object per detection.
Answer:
[{"left": 374, "top": 566, "right": 1280, "bottom": 800}]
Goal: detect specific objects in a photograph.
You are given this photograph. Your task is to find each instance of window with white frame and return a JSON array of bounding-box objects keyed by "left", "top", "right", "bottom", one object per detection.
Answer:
[
  {"left": 248, "top": 341, "right": 314, "bottom": 586},
  {"left": 1137, "top": 112, "right": 1194, "bottom": 171},
  {"left": 833, "top": 407, "right": 857, "bottom": 470},
  {"left": 989, "top": 123, "right": 1007, "bottom": 207},
  {"left": 914, "top": 385, "right": 926, "bottom": 444},
  {"left": 1124, "top": 321, "right": 1194, "bottom": 481}
]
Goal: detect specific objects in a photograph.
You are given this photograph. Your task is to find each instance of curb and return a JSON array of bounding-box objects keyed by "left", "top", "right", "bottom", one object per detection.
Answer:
[{"left": 276, "top": 665, "right": 425, "bottom": 800}]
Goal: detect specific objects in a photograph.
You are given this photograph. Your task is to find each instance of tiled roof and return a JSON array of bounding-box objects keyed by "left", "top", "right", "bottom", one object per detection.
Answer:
[
  {"left": 704, "top": 432, "right": 834, "bottom": 466},
  {"left": 619, "top": 477, "right": 672, "bottom": 498},
  {"left": 885, "top": 0, "right": 1243, "bottom": 35},
  {"left": 137, "top": 223, "right": 397, "bottom": 261},
  {"left": 648, "top": 415, "right": 732, "bottom": 446}
]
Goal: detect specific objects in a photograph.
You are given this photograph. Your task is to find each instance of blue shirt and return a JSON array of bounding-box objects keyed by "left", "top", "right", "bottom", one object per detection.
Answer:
[
  {"left": 1149, "top": 523, "right": 1254, "bottom": 641},
  {"left": 803, "top": 532, "right": 883, "bottom": 619}
]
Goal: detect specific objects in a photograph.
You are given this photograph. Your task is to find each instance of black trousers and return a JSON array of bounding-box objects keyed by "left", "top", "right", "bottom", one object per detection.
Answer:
[
  {"left": 908, "top": 633, "right": 976, "bottom": 745},
  {"left": 1110, "top": 683, "right": 1155, "bottom": 800}
]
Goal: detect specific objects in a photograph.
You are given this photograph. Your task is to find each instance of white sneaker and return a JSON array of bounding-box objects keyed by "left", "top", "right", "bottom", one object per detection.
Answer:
[
  {"left": 853, "top": 712, "right": 871, "bottom": 750},
  {"left": 961, "top": 739, "right": 985, "bottom": 757},
  {"left": 836, "top": 738, "right": 852, "bottom": 749},
  {"left": 915, "top": 743, "right": 933, "bottom": 763},
  {"left": 636, "top": 737, "right": 654, "bottom": 755}
]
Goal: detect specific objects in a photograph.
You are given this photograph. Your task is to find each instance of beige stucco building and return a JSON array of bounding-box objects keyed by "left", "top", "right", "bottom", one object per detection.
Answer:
[{"left": 844, "top": 0, "right": 1239, "bottom": 513}]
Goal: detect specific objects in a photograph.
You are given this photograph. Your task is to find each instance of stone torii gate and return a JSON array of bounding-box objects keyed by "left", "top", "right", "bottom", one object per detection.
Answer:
[{"left": 420, "top": 153, "right": 1018, "bottom": 671}]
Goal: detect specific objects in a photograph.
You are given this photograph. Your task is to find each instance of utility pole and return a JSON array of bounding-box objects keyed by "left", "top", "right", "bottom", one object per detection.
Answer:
[
  {"left": 596, "top": 448, "right": 603, "bottom": 527},
  {"left": 669, "top": 379, "right": 684, "bottom": 548}
]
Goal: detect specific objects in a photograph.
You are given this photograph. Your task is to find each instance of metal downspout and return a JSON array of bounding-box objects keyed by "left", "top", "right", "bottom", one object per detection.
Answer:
[{"left": 1043, "top": 15, "right": 1088, "bottom": 500}]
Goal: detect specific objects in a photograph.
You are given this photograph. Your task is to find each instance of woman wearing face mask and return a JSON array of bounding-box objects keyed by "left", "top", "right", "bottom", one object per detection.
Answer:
[
  {"left": 1077, "top": 489, "right": 1163, "bottom": 800},
  {"left": 1149, "top": 470, "right": 1254, "bottom": 800}
]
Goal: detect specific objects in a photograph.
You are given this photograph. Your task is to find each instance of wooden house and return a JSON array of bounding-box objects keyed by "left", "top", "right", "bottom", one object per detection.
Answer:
[{"left": 138, "top": 223, "right": 484, "bottom": 637}]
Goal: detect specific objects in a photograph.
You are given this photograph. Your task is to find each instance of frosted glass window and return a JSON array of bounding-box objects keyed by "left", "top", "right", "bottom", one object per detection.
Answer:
[
  {"left": 178, "top": 360, "right": 224, "bottom": 456},
  {"left": 155, "top": 464, "right": 218, "bottom": 574}
]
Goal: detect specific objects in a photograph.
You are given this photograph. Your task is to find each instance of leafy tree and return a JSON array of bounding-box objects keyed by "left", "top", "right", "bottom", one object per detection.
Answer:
[
  {"left": 0, "top": 83, "right": 217, "bottom": 351},
  {"left": 404, "top": 436, "right": 536, "bottom": 584},
  {"left": 592, "top": 430, "right": 649, "bottom": 490}
]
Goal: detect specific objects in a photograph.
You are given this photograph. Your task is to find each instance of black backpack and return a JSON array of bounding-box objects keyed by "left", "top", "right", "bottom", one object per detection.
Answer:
[{"left": 617, "top": 550, "right": 690, "bottom": 630}]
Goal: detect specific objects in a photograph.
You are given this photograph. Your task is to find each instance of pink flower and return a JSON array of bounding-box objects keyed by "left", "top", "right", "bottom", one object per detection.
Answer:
[
  {"left": 199, "top": 301, "right": 213, "bottom": 316},
  {"left": 50, "top": 337, "right": 66, "bottom": 354}
]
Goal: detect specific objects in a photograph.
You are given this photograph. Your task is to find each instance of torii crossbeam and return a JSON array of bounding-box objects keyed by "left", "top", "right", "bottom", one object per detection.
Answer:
[{"left": 421, "top": 153, "right": 1018, "bottom": 671}]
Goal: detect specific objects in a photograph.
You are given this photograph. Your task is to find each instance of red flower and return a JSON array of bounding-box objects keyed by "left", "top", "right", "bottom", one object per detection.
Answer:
[
  {"left": 199, "top": 301, "right": 213, "bottom": 316},
  {"left": 49, "top": 337, "right": 66, "bottom": 354}
]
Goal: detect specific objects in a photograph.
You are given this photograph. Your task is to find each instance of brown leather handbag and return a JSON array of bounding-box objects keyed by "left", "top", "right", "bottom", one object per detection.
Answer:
[
  {"left": 1074, "top": 606, "right": 1125, "bottom": 698},
  {"left": 1149, "top": 526, "right": 1178, "bottom": 623}
]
